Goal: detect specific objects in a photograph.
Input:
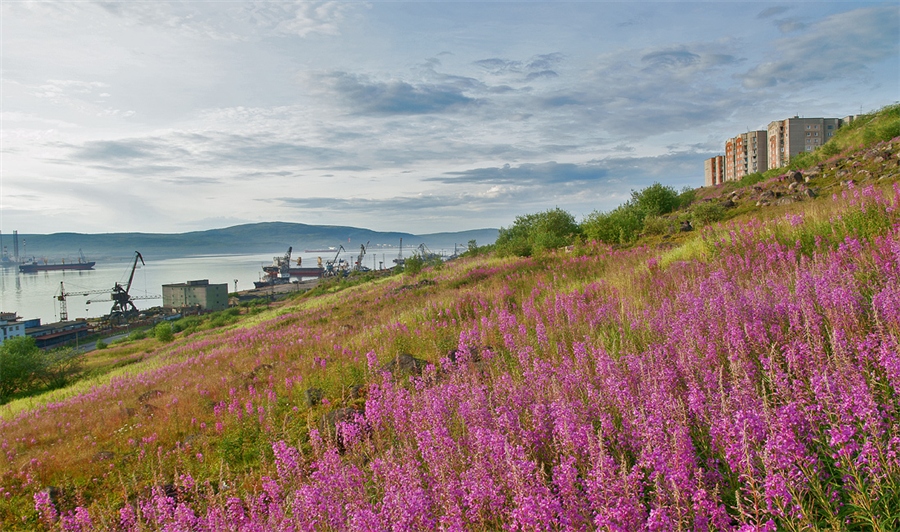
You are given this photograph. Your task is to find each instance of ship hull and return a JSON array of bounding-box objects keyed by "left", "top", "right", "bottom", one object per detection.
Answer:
[
  {"left": 19, "top": 262, "right": 96, "bottom": 273},
  {"left": 288, "top": 267, "right": 324, "bottom": 278}
]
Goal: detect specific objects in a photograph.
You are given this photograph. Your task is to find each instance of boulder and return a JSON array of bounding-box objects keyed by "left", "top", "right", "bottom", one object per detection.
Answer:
[
  {"left": 379, "top": 353, "right": 427, "bottom": 376},
  {"left": 304, "top": 387, "right": 324, "bottom": 407},
  {"left": 791, "top": 171, "right": 804, "bottom": 183},
  {"left": 137, "top": 389, "right": 164, "bottom": 404}
]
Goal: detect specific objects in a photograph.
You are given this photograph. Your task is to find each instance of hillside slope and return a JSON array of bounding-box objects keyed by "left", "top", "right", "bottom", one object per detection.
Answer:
[{"left": 2, "top": 139, "right": 900, "bottom": 530}]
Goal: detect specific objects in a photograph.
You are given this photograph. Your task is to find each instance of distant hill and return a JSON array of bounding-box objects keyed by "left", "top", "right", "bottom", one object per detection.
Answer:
[{"left": 1, "top": 223, "right": 498, "bottom": 262}]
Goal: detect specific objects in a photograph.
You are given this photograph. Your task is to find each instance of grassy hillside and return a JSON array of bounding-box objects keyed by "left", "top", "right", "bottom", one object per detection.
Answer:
[{"left": 1, "top": 118, "right": 899, "bottom": 529}]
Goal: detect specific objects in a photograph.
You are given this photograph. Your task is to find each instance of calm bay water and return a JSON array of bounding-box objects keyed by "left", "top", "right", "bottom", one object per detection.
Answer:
[{"left": 0, "top": 248, "right": 411, "bottom": 323}]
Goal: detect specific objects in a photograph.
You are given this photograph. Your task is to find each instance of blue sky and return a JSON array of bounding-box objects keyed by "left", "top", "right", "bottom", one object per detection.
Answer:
[{"left": 1, "top": 1, "right": 897, "bottom": 235}]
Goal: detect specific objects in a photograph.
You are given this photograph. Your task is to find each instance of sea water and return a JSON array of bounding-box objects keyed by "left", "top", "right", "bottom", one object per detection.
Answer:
[{"left": 0, "top": 249, "right": 409, "bottom": 323}]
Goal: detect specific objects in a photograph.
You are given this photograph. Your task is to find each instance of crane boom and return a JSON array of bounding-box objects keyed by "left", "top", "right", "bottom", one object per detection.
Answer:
[{"left": 125, "top": 251, "right": 144, "bottom": 294}]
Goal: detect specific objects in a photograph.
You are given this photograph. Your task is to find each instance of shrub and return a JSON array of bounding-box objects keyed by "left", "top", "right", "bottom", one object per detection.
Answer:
[
  {"left": 0, "top": 337, "right": 44, "bottom": 401},
  {"left": 154, "top": 322, "right": 175, "bottom": 343},
  {"left": 0, "top": 338, "right": 84, "bottom": 402},
  {"left": 642, "top": 215, "right": 673, "bottom": 235},
  {"left": 631, "top": 182, "right": 681, "bottom": 217},
  {"left": 691, "top": 201, "right": 726, "bottom": 226},
  {"left": 495, "top": 207, "right": 580, "bottom": 257},
  {"left": 403, "top": 255, "right": 425, "bottom": 276},
  {"left": 581, "top": 203, "right": 644, "bottom": 245},
  {"left": 95, "top": 339, "right": 107, "bottom": 350}
]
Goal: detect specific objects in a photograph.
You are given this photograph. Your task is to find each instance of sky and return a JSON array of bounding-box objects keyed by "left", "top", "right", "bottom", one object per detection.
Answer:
[{"left": 1, "top": 1, "right": 898, "bottom": 235}]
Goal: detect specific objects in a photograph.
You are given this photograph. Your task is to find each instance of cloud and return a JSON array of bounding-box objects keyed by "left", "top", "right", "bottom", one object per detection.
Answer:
[
  {"left": 741, "top": 6, "right": 899, "bottom": 89},
  {"left": 276, "top": 194, "right": 467, "bottom": 212},
  {"left": 322, "top": 72, "right": 477, "bottom": 115},
  {"left": 758, "top": 6, "right": 790, "bottom": 19},
  {"left": 474, "top": 53, "right": 563, "bottom": 82},
  {"left": 774, "top": 18, "right": 807, "bottom": 33},
  {"left": 242, "top": 0, "right": 351, "bottom": 38},
  {"left": 92, "top": 0, "right": 352, "bottom": 41},
  {"left": 433, "top": 161, "right": 608, "bottom": 185},
  {"left": 62, "top": 132, "right": 346, "bottom": 176},
  {"left": 641, "top": 50, "right": 701, "bottom": 69}
]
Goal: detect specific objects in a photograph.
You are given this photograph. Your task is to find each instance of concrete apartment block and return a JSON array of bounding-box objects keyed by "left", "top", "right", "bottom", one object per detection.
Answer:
[
  {"left": 162, "top": 279, "right": 229, "bottom": 312},
  {"left": 725, "top": 131, "right": 768, "bottom": 182},
  {"left": 767, "top": 116, "right": 842, "bottom": 169},
  {"left": 704, "top": 156, "right": 725, "bottom": 186}
]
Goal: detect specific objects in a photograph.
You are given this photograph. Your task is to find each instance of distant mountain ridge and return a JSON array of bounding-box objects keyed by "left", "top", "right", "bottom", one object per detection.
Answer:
[{"left": 1, "top": 222, "right": 498, "bottom": 262}]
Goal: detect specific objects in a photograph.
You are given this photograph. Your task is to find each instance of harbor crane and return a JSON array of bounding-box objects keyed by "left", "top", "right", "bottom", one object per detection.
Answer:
[
  {"left": 323, "top": 245, "right": 346, "bottom": 277},
  {"left": 54, "top": 251, "right": 159, "bottom": 322},
  {"left": 354, "top": 241, "right": 370, "bottom": 272}
]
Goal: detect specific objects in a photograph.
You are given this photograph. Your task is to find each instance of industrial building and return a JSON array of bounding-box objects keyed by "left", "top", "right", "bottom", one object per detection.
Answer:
[
  {"left": 162, "top": 279, "right": 228, "bottom": 312},
  {"left": 0, "top": 312, "right": 25, "bottom": 344},
  {"left": 25, "top": 320, "right": 90, "bottom": 349}
]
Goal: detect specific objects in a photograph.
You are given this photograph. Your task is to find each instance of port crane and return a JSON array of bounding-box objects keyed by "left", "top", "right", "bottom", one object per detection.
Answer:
[
  {"left": 323, "top": 245, "right": 346, "bottom": 277},
  {"left": 54, "top": 251, "right": 159, "bottom": 322},
  {"left": 354, "top": 241, "right": 370, "bottom": 272}
]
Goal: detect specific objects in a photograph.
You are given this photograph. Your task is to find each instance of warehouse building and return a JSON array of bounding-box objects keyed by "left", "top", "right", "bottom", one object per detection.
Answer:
[{"left": 162, "top": 279, "right": 229, "bottom": 312}]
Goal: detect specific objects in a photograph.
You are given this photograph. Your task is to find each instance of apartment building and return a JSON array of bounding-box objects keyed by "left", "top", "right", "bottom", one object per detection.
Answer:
[
  {"left": 704, "top": 156, "right": 725, "bottom": 187},
  {"left": 724, "top": 131, "right": 768, "bottom": 182},
  {"left": 767, "top": 116, "right": 842, "bottom": 169}
]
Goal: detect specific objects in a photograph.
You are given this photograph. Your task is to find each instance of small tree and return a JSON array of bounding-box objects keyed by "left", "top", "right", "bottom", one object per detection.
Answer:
[
  {"left": 495, "top": 207, "right": 580, "bottom": 257},
  {"left": 631, "top": 183, "right": 681, "bottom": 217},
  {"left": 154, "top": 322, "right": 175, "bottom": 343},
  {"left": 0, "top": 336, "right": 44, "bottom": 402},
  {"left": 404, "top": 254, "right": 425, "bottom": 276}
]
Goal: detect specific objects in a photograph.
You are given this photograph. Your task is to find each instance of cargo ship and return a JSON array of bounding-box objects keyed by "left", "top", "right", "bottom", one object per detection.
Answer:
[{"left": 19, "top": 249, "right": 96, "bottom": 273}]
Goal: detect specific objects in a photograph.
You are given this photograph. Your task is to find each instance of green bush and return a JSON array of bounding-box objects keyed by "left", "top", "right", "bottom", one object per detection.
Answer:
[
  {"left": 0, "top": 337, "right": 84, "bottom": 402},
  {"left": 495, "top": 207, "right": 581, "bottom": 257},
  {"left": 631, "top": 183, "right": 681, "bottom": 217},
  {"left": 690, "top": 201, "right": 726, "bottom": 226},
  {"left": 642, "top": 215, "right": 673, "bottom": 236},
  {"left": 95, "top": 339, "right": 108, "bottom": 350},
  {"left": 404, "top": 255, "right": 425, "bottom": 276},
  {"left": 581, "top": 204, "right": 644, "bottom": 245},
  {"left": 154, "top": 322, "right": 175, "bottom": 343},
  {"left": 0, "top": 337, "right": 44, "bottom": 401}
]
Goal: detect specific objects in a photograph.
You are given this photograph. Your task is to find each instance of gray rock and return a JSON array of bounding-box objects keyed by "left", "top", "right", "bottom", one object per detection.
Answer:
[
  {"left": 137, "top": 389, "right": 164, "bottom": 404},
  {"left": 92, "top": 450, "right": 116, "bottom": 463},
  {"left": 304, "top": 387, "right": 324, "bottom": 407},
  {"left": 792, "top": 171, "right": 804, "bottom": 183},
  {"left": 379, "top": 353, "right": 427, "bottom": 376}
]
